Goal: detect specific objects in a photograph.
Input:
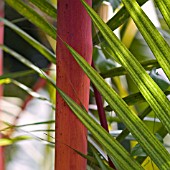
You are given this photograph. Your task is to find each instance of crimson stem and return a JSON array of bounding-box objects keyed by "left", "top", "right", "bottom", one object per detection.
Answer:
[{"left": 56, "top": 0, "right": 92, "bottom": 169}]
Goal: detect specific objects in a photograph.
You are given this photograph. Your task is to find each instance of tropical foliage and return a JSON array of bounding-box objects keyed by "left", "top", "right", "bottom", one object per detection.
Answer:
[{"left": 0, "top": 0, "right": 170, "bottom": 169}]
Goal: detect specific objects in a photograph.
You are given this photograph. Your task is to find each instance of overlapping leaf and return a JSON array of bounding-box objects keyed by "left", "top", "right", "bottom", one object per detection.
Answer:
[
  {"left": 154, "top": 0, "right": 170, "bottom": 29},
  {"left": 0, "top": 18, "right": 56, "bottom": 63},
  {"left": 0, "top": 45, "right": 55, "bottom": 87},
  {"left": 65, "top": 41, "right": 170, "bottom": 169},
  {"left": 28, "top": 0, "right": 57, "bottom": 18},
  {"left": 5, "top": 0, "right": 56, "bottom": 39},
  {"left": 122, "top": 0, "right": 170, "bottom": 81},
  {"left": 81, "top": 0, "right": 170, "bottom": 135},
  {"left": 57, "top": 88, "right": 143, "bottom": 170},
  {"left": 93, "top": 0, "right": 148, "bottom": 45},
  {"left": 101, "top": 59, "right": 159, "bottom": 78}
]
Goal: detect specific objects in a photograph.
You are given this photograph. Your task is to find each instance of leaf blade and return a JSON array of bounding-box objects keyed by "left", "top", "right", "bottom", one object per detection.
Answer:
[
  {"left": 122, "top": 0, "right": 170, "bottom": 81},
  {"left": 154, "top": 0, "right": 170, "bottom": 29},
  {"left": 57, "top": 87, "right": 143, "bottom": 170},
  {"left": 0, "top": 45, "right": 56, "bottom": 87},
  {"left": 0, "top": 18, "right": 56, "bottom": 63},
  {"left": 65, "top": 42, "right": 170, "bottom": 169},
  {"left": 5, "top": 0, "right": 56, "bottom": 39},
  {"left": 28, "top": 0, "right": 57, "bottom": 18},
  {"left": 93, "top": 0, "right": 148, "bottom": 45},
  {"left": 81, "top": 0, "right": 170, "bottom": 135}
]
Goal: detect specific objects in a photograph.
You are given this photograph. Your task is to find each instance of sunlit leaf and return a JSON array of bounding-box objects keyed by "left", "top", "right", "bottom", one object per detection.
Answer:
[
  {"left": 0, "top": 136, "right": 32, "bottom": 146},
  {"left": 57, "top": 88, "right": 143, "bottom": 170},
  {"left": 0, "top": 78, "right": 11, "bottom": 85},
  {"left": 93, "top": 0, "right": 148, "bottom": 45},
  {"left": 65, "top": 41, "right": 170, "bottom": 169},
  {"left": 122, "top": 0, "right": 170, "bottom": 81},
  {"left": 154, "top": 0, "right": 170, "bottom": 29},
  {"left": 81, "top": 0, "right": 170, "bottom": 137},
  {"left": 0, "top": 45, "right": 56, "bottom": 87},
  {"left": 11, "top": 79, "right": 55, "bottom": 110},
  {"left": 5, "top": 0, "right": 56, "bottom": 39},
  {"left": 28, "top": 0, "right": 57, "bottom": 18},
  {"left": 0, "top": 18, "right": 56, "bottom": 63}
]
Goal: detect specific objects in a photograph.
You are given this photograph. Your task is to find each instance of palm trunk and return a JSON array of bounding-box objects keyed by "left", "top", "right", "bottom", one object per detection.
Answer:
[
  {"left": 56, "top": 0, "right": 92, "bottom": 169},
  {"left": 0, "top": 0, "right": 4, "bottom": 169}
]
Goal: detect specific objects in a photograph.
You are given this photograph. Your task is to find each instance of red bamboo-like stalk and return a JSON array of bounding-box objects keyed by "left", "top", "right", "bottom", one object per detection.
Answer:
[
  {"left": 56, "top": 0, "right": 92, "bottom": 169},
  {"left": 0, "top": 1, "right": 4, "bottom": 169}
]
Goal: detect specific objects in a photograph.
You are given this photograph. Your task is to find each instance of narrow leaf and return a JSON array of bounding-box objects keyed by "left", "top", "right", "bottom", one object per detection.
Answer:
[
  {"left": 65, "top": 42, "right": 170, "bottom": 169},
  {"left": 5, "top": 0, "right": 56, "bottom": 39},
  {"left": 0, "top": 70, "right": 37, "bottom": 80},
  {"left": 122, "top": 0, "right": 170, "bottom": 81},
  {"left": 0, "top": 18, "right": 56, "bottom": 63},
  {"left": 0, "top": 45, "right": 56, "bottom": 87},
  {"left": 28, "top": 0, "right": 57, "bottom": 18},
  {"left": 11, "top": 79, "right": 55, "bottom": 110},
  {"left": 0, "top": 136, "right": 32, "bottom": 146},
  {"left": 81, "top": 0, "right": 170, "bottom": 135},
  {"left": 154, "top": 0, "right": 170, "bottom": 29},
  {"left": 0, "top": 120, "right": 55, "bottom": 132},
  {"left": 57, "top": 88, "right": 143, "bottom": 170},
  {"left": 101, "top": 59, "right": 159, "bottom": 78},
  {"left": 93, "top": 0, "right": 148, "bottom": 45}
]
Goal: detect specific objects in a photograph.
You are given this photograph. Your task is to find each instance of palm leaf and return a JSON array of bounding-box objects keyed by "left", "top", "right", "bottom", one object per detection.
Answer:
[
  {"left": 65, "top": 42, "right": 170, "bottom": 169},
  {"left": 0, "top": 45, "right": 55, "bottom": 87},
  {"left": 93, "top": 0, "right": 148, "bottom": 45},
  {"left": 122, "top": 0, "right": 170, "bottom": 81},
  {"left": 28, "top": 0, "right": 57, "bottom": 18},
  {"left": 101, "top": 59, "right": 159, "bottom": 78},
  {"left": 5, "top": 0, "right": 56, "bottom": 39},
  {"left": 57, "top": 87, "right": 143, "bottom": 170},
  {"left": 0, "top": 18, "right": 56, "bottom": 63},
  {"left": 154, "top": 0, "right": 170, "bottom": 29},
  {"left": 11, "top": 79, "right": 55, "bottom": 109},
  {"left": 81, "top": 0, "right": 170, "bottom": 135}
]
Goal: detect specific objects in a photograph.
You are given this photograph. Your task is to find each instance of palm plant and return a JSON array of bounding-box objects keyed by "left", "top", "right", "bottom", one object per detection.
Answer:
[{"left": 0, "top": 0, "right": 170, "bottom": 169}]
